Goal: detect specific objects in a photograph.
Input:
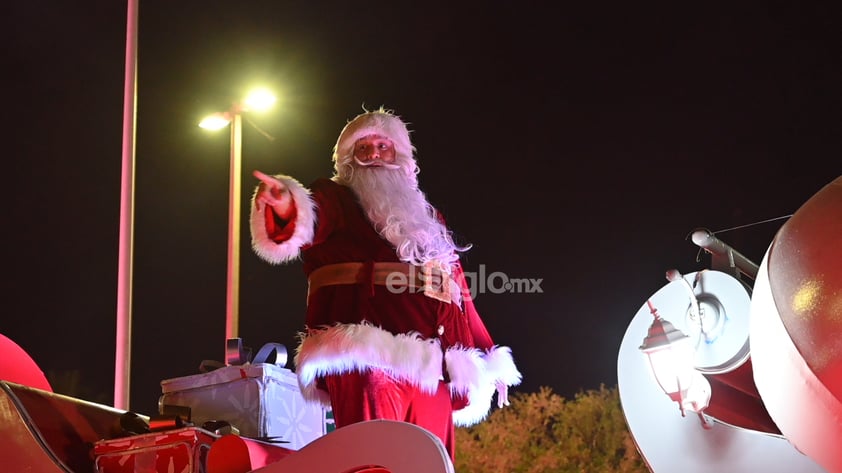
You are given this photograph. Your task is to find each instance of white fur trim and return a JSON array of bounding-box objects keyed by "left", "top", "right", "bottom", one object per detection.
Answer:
[
  {"left": 447, "top": 345, "right": 522, "bottom": 427},
  {"left": 295, "top": 322, "right": 444, "bottom": 407},
  {"left": 294, "top": 322, "right": 522, "bottom": 427},
  {"left": 249, "top": 175, "right": 316, "bottom": 264}
]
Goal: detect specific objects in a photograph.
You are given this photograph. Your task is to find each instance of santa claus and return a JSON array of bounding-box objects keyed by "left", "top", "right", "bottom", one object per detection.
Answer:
[{"left": 249, "top": 107, "right": 521, "bottom": 459}]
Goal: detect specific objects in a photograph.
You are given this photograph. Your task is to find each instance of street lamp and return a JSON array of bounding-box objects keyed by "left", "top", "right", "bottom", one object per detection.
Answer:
[
  {"left": 639, "top": 299, "right": 712, "bottom": 428},
  {"left": 200, "top": 89, "right": 276, "bottom": 346}
]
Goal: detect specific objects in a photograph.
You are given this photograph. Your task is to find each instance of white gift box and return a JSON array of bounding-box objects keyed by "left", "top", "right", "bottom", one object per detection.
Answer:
[{"left": 159, "top": 363, "right": 332, "bottom": 450}]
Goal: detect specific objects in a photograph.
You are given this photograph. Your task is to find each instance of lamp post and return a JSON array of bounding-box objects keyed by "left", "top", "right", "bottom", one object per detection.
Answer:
[{"left": 200, "top": 89, "right": 275, "bottom": 345}]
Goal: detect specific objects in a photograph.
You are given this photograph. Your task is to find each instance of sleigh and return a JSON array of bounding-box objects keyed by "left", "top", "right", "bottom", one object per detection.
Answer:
[{"left": 0, "top": 334, "right": 454, "bottom": 473}]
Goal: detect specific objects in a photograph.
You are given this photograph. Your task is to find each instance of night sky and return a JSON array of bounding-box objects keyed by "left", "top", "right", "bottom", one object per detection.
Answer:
[{"left": 5, "top": 2, "right": 840, "bottom": 417}]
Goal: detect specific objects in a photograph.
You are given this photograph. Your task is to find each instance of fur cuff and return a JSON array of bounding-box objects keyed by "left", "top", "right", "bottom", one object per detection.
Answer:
[
  {"left": 249, "top": 175, "right": 316, "bottom": 264},
  {"left": 294, "top": 322, "right": 444, "bottom": 406},
  {"left": 447, "top": 345, "right": 522, "bottom": 427}
]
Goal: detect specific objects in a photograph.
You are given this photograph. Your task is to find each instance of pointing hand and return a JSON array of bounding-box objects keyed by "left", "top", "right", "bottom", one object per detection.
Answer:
[{"left": 253, "top": 170, "right": 293, "bottom": 219}]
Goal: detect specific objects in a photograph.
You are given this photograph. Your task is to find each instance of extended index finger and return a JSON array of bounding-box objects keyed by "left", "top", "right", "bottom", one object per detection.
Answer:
[{"left": 253, "top": 170, "right": 280, "bottom": 186}]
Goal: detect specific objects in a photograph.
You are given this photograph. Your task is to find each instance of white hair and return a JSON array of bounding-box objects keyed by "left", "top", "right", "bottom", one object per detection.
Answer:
[{"left": 331, "top": 107, "right": 469, "bottom": 266}]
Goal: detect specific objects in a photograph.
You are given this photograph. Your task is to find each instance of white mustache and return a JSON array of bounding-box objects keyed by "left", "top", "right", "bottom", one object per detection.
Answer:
[{"left": 354, "top": 156, "right": 401, "bottom": 170}]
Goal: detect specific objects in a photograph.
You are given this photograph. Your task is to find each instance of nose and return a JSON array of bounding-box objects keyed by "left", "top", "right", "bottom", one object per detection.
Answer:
[{"left": 360, "top": 149, "right": 380, "bottom": 162}]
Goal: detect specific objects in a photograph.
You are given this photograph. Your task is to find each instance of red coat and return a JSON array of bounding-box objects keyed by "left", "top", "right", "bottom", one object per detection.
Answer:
[{"left": 250, "top": 176, "right": 521, "bottom": 426}]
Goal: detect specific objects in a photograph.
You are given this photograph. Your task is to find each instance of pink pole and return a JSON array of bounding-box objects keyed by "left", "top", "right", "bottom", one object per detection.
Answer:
[
  {"left": 115, "top": 0, "right": 138, "bottom": 410},
  {"left": 225, "top": 112, "right": 243, "bottom": 344}
]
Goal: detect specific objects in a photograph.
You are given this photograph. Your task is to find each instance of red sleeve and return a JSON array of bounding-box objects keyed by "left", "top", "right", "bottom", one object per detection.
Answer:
[
  {"left": 435, "top": 209, "right": 495, "bottom": 350},
  {"left": 308, "top": 179, "right": 343, "bottom": 246},
  {"left": 264, "top": 203, "right": 298, "bottom": 243},
  {"left": 453, "top": 263, "right": 495, "bottom": 350}
]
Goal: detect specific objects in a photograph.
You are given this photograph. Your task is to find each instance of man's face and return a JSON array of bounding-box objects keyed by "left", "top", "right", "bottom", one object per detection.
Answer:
[{"left": 353, "top": 134, "right": 397, "bottom": 167}]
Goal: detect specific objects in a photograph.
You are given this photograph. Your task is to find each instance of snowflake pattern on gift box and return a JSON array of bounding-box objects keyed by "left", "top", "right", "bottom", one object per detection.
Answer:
[
  {"left": 226, "top": 379, "right": 262, "bottom": 430},
  {"left": 159, "top": 365, "right": 330, "bottom": 449},
  {"left": 276, "top": 388, "right": 317, "bottom": 448}
]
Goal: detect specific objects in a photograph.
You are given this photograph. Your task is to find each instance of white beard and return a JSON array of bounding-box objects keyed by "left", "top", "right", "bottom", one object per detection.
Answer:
[{"left": 343, "top": 166, "right": 464, "bottom": 266}]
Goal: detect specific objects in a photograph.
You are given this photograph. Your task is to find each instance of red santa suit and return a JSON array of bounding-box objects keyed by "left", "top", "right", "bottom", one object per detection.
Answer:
[{"left": 249, "top": 109, "right": 521, "bottom": 458}]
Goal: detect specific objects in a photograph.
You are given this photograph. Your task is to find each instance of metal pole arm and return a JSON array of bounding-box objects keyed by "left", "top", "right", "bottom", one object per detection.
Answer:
[{"left": 690, "top": 228, "right": 759, "bottom": 281}]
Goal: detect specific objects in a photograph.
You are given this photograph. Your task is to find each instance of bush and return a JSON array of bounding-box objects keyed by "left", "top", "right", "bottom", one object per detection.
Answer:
[{"left": 454, "top": 385, "right": 647, "bottom": 473}]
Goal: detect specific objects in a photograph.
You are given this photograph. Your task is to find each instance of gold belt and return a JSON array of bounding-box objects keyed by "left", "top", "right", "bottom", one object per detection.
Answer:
[{"left": 307, "top": 262, "right": 452, "bottom": 303}]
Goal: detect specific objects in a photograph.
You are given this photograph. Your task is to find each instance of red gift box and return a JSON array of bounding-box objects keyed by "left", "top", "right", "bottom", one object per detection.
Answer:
[{"left": 93, "top": 426, "right": 218, "bottom": 473}]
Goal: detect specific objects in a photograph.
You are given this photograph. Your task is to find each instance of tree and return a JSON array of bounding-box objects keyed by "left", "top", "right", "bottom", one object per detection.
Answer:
[{"left": 455, "top": 385, "right": 648, "bottom": 473}]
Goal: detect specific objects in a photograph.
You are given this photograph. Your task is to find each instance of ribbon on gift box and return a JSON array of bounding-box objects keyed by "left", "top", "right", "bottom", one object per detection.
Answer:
[
  {"left": 159, "top": 339, "right": 293, "bottom": 444},
  {"left": 117, "top": 409, "right": 194, "bottom": 436},
  {"left": 225, "top": 338, "right": 251, "bottom": 366},
  {"left": 200, "top": 339, "right": 289, "bottom": 373},
  {"left": 134, "top": 407, "right": 243, "bottom": 437}
]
